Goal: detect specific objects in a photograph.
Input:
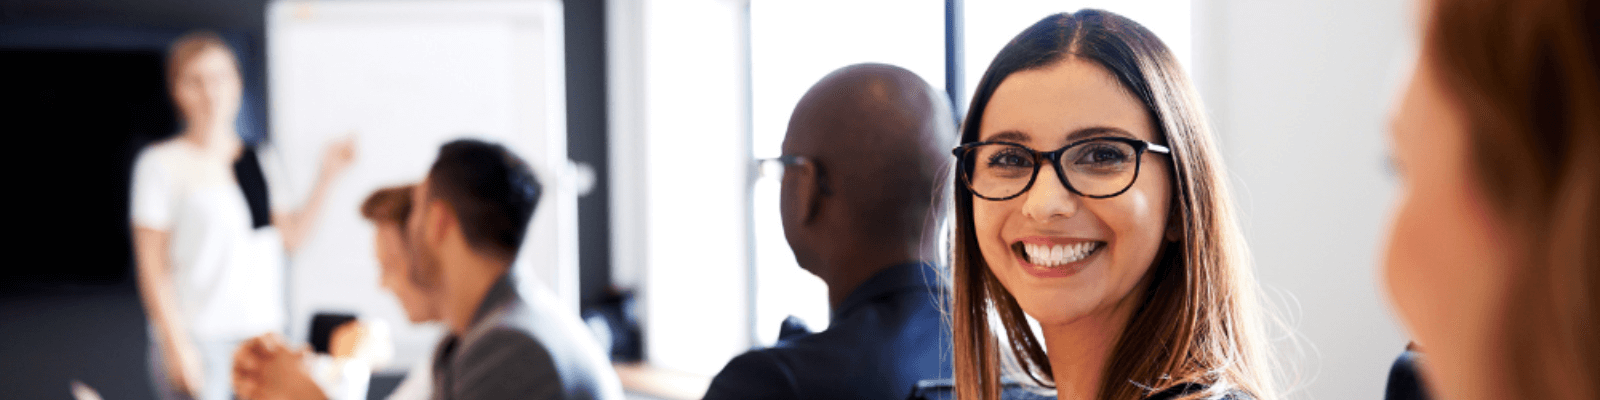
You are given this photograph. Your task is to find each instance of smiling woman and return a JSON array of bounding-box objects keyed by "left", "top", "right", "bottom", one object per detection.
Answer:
[{"left": 949, "top": 10, "right": 1276, "bottom": 400}]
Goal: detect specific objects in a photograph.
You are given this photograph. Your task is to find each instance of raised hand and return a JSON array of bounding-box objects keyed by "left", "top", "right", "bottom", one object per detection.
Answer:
[{"left": 320, "top": 134, "right": 357, "bottom": 179}]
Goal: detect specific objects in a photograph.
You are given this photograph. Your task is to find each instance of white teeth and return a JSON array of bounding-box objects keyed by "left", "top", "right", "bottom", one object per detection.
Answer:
[{"left": 1022, "top": 242, "right": 1100, "bottom": 267}]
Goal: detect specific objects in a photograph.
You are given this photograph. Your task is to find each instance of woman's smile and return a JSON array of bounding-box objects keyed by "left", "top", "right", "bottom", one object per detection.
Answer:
[{"left": 1010, "top": 237, "right": 1107, "bottom": 278}]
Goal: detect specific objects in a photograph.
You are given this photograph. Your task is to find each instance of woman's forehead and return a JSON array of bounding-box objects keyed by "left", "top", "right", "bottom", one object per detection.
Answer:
[{"left": 979, "top": 61, "right": 1156, "bottom": 145}]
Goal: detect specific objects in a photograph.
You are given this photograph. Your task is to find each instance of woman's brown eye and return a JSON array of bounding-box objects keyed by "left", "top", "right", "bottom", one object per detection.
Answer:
[
  {"left": 1070, "top": 144, "right": 1132, "bottom": 168},
  {"left": 987, "top": 150, "right": 1033, "bottom": 169}
]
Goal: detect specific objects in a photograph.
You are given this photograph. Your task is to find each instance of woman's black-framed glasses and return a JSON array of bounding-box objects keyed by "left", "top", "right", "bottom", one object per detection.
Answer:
[{"left": 952, "top": 137, "right": 1171, "bottom": 200}]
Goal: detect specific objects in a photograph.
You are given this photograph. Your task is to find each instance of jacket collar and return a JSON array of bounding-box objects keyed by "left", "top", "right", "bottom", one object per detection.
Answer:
[
  {"left": 832, "top": 261, "right": 943, "bottom": 322},
  {"left": 469, "top": 273, "right": 518, "bottom": 327}
]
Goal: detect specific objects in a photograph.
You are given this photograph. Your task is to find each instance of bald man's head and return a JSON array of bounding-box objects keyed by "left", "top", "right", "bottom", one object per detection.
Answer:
[{"left": 780, "top": 63, "right": 955, "bottom": 274}]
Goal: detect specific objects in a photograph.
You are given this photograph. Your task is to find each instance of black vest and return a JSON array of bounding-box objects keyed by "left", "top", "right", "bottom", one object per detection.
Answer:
[{"left": 232, "top": 145, "right": 273, "bottom": 229}]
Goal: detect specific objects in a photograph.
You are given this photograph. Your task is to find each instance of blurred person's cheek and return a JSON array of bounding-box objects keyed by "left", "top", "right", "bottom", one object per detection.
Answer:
[
  {"left": 212, "top": 72, "right": 242, "bottom": 117},
  {"left": 175, "top": 79, "right": 207, "bottom": 123},
  {"left": 1381, "top": 57, "right": 1510, "bottom": 397}
]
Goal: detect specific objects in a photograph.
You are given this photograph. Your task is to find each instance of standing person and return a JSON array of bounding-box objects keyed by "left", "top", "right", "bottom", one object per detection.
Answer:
[
  {"left": 947, "top": 10, "right": 1277, "bottom": 400},
  {"left": 131, "top": 30, "right": 355, "bottom": 400},
  {"left": 1381, "top": 0, "right": 1600, "bottom": 399},
  {"left": 408, "top": 139, "right": 622, "bottom": 400},
  {"left": 701, "top": 63, "right": 956, "bottom": 400}
]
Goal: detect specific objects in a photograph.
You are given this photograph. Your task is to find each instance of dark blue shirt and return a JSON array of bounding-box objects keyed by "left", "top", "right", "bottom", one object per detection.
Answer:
[
  {"left": 1385, "top": 350, "right": 1434, "bottom": 400},
  {"left": 703, "top": 262, "right": 952, "bottom": 400}
]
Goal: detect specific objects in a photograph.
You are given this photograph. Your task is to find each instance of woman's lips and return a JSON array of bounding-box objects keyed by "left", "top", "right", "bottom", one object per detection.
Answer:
[{"left": 1010, "top": 240, "right": 1105, "bottom": 278}]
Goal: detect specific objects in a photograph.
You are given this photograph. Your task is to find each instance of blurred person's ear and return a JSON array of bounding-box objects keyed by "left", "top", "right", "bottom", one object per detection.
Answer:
[
  {"left": 793, "top": 163, "right": 826, "bottom": 225},
  {"left": 421, "top": 199, "right": 455, "bottom": 246}
]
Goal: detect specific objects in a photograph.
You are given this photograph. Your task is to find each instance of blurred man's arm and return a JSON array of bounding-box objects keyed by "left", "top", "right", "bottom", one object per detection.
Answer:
[{"left": 133, "top": 227, "right": 203, "bottom": 397}]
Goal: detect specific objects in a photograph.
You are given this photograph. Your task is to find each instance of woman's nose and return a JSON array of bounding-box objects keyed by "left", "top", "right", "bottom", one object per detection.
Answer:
[{"left": 1020, "top": 164, "right": 1081, "bottom": 222}]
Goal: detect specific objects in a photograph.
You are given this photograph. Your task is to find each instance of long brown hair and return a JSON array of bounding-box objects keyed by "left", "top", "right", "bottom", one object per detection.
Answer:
[
  {"left": 950, "top": 10, "right": 1276, "bottom": 400},
  {"left": 1425, "top": 0, "right": 1600, "bottom": 398}
]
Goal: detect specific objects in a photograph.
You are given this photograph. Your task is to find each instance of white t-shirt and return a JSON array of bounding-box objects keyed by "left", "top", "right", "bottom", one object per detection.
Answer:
[{"left": 130, "top": 138, "right": 292, "bottom": 340}]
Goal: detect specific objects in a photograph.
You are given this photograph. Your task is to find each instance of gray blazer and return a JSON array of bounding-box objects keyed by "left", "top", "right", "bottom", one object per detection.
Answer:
[{"left": 432, "top": 274, "right": 623, "bottom": 400}]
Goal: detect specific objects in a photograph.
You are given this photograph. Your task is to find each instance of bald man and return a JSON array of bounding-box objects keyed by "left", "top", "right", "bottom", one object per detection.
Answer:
[{"left": 702, "top": 63, "right": 956, "bottom": 400}]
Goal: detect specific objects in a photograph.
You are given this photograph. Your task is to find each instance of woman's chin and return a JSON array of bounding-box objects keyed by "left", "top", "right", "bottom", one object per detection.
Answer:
[{"left": 1020, "top": 295, "right": 1098, "bottom": 325}]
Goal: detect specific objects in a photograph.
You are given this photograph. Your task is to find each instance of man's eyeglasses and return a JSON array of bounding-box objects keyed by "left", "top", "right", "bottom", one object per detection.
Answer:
[
  {"left": 756, "top": 155, "right": 830, "bottom": 195},
  {"left": 952, "top": 137, "right": 1171, "bottom": 200},
  {"left": 756, "top": 155, "right": 809, "bottom": 180}
]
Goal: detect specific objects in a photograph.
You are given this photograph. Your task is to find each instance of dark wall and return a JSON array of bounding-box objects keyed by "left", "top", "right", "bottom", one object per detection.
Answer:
[
  {"left": 1, "top": 0, "right": 272, "bottom": 286},
  {"left": 2, "top": 49, "right": 170, "bottom": 285},
  {"left": 1, "top": 2, "right": 268, "bottom": 398},
  {"left": 0, "top": 0, "right": 273, "bottom": 143},
  {"left": 0, "top": 0, "right": 266, "bottom": 29}
]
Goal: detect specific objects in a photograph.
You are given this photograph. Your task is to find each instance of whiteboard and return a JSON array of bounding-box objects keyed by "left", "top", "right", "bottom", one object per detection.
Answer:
[{"left": 266, "top": 0, "right": 571, "bottom": 372}]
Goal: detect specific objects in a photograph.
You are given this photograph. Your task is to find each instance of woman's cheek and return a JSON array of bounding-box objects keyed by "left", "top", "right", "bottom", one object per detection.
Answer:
[
  {"left": 972, "top": 197, "right": 1015, "bottom": 269},
  {"left": 1108, "top": 181, "right": 1168, "bottom": 264}
]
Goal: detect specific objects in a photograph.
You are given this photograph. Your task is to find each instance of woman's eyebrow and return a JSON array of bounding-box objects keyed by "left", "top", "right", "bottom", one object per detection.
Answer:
[
  {"left": 986, "top": 130, "right": 1030, "bottom": 143},
  {"left": 1066, "top": 126, "right": 1136, "bottom": 141}
]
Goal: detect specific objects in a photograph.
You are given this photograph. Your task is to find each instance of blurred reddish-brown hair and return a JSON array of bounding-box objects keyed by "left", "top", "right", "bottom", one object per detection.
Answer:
[
  {"left": 361, "top": 185, "right": 415, "bottom": 230},
  {"left": 1425, "top": 0, "right": 1600, "bottom": 398}
]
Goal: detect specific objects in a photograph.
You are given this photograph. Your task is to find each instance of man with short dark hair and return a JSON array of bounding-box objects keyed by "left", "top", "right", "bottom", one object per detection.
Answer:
[
  {"left": 702, "top": 63, "right": 957, "bottom": 400},
  {"left": 408, "top": 139, "right": 622, "bottom": 400}
]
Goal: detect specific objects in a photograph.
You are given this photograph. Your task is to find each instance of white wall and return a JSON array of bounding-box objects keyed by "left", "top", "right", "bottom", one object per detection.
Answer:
[{"left": 1192, "top": 0, "right": 1412, "bottom": 399}]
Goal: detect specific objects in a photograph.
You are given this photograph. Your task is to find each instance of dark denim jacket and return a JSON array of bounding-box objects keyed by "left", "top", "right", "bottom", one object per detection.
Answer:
[{"left": 704, "top": 262, "right": 952, "bottom": 400}]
